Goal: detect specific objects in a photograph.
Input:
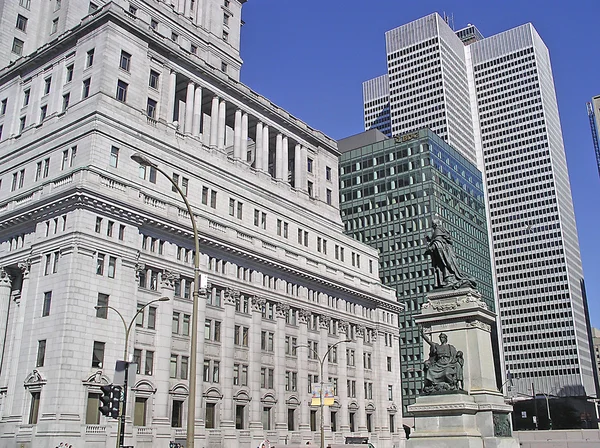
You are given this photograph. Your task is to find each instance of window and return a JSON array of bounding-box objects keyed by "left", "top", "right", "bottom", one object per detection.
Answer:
[
  {"left": 310, "top": 410, "right": 317, "bottom": 431},
  {"left": 171, "top": 400, "right": 183, "bottom": 427},
  {"left": 235, "top": 404, "right": 245, "bottom": 429},
  {"left": 180, "top": 356, "right": 188, "bottom": 380},
  {"left": 29, "top": 392, "right": 40, "bottom": 424},
  {"left": 145, "top": 351, "right": 154, "bottom": 375},
  {"left": 387, "top": 356, "right": 392, "bottom": 372},
  {"left": 12, "top": 38, "right": 24, "bottom": 55},
  {"left": 40, "top": 105, "right": 47, "bottom": 121},
  {"left": 190, "top": 44, "right": 197, "bottom": 55},
  {"left": 150, "top": 19, "right": 158, "bottom": 30},
  {"left": 16, "top": 14, "right": 28, "bottom": 32},
  {"left": 92, "top": 341, "right": 105, "bottom": 368},
  {"left": 388, "top": 385, "right": 393, "bottom": 400},
  {"left": 326, "top": 189, "right": 332, "bottom": 205},
  {"left": 326, "top": 166, "right": 332, "bottom": 180},
  {"left": 119, "top": 224, "right": 125, "bottom": 240},
  {"left": 262, "top": 407, "right": 271, "bottom": 430},
  {"left": 1, "top": 99, "right": 7, "bottom": 115},
  {"left": 210, "top": 190, "right": 217, "bottom": 208},
  {"left": 36, "top": 340, "right": 46, "bottom": 367},
  {"left": 234, "top": 325, "right": 249, "bottom": 347},
  {"left": 128, "top": 4, "right": 137, "bottom": 15},
  {"left": 134, "top": 397, "right": 147, "bottom": 426},
  {"left": 307, "top": 181, "right": 313, "bottom": 197},
  {"left": 18, "top": 169, "right": 25, "bottom": 188},
  {"left": 307, "top": 157, "right": 313, "bottom": 172},
  {"left": 51, "top": 18, "right": 58, "bottom": 34},
  {"left": 35, "top": 162, "right": 42, "bottom": 181},
  {"left": 23, "top": 89, "right": 30, "bottom": 106},
  {"left": 96, "top": 293, "right": 109, "bottom": 318},
  {"left": 55, "top": 0, "right": 61, "bottom": 11},
  {"left": 233, "top": 363, "right": 248, "bottom": 386},
  {"left": 119, "top": 51, "right": 131, "bottom": 71},
  {"left": 62, "top": 93, "right": 70, "bottom": 111},
  {"left": 260, "top": 367, "right": 274, "bottom": 389},
  {"left": 171, "top": 32, "right": 178, "bottom": 42},
  {"left": 52, "top": 251, "right": 59, "bottom": 273},
  {"left": 170, "top": 355, "right": 177, "bottom": 378},
  {"left": 223, "top": 13, "right": 230, "bottom": 26},
  {"left": 44, "top": 77, "right": 52, "bottom": 95},
  {"left": 86, "top": 392, "right": 101, "bottom": 424},
  {"left": 221, "top": 61, "right": 227, "bottom": 73},
  {"left": 109, "top": 146, "right": 119, "bottom": 168},
  {"left": 149, "top": 70, "right": 159, "bottom": 89},
  {"left": 205, "top": 403, "right": 216, "bottom": 429},
  {"left": 108, "top": 256, "right": 116, "bottom": 278},
  {"left": 96, "top": 253, "right": 105, "bottom": 275},
  {"left": 66, "top": 64, "right": 74, "bottom": 82},
  {"left": 147, "top": 98, "right": 157, "bottom": 118},
  {"left": 19, "top": 116, "right": 26, "bottom": 132},
  {"left": 389, "top": 414, "right": 395, "bottom": 433},
  {"left": 261, "top": 331, "right": 274, "bottom": 352},
  {"left": 147, "top": 307, "right": 157, "bottom": 330},
  {"left": 133, "top": 349, "right": 142, "bottom": 374},
  {"left": 95, "top": 217, "right": 102, "bottom": 233},
  {"left": 42, "top": 292, "right": 52, "bottom": 317},
  {"left": 116, "top": 80, "right": 128, "bottom": 102},
  {"left": 201, "top": 187, "right": 209, "bottom": 205},
  {"left": 285, "top": 371, "right": 297, "bottom": 391},
  {"left": 82, "top": 78, "right": 91, "bottom": 98},
  {"left": 205, "top": 319, "right": 221, "bottom": 342},
  {"left": 222, "top": 31, "right": 229, "bottom": 42},
  {"left": 43, "top": 158, "right": 50, "bottom": 178},
  {"left": 86, "top": 49, "right": 94, "bottom": 68}
]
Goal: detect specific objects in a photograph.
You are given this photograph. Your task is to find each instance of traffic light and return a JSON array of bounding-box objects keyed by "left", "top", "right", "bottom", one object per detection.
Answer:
[{"left": 99, "top": 384, "right": 122, "bottom": 418}]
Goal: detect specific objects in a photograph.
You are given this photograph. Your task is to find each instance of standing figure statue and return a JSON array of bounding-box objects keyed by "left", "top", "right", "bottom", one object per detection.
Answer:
[
  {"left": 425, "top": 217, "right": 477, "bottom": 289},
  {"left": 421, "top": 330, "right": 464, "bottom": 394}
]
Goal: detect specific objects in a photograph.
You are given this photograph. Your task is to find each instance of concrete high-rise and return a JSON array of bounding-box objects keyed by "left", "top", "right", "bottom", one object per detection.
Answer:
[
  {"left": 338, "top": 128, "right": 498, "bottom": 413},
  {"left": 362, "top": 13, "right": 596, "bottom": 399},
  {"left": 0, "top": 1, "right": 404, "bottom": 447},
  {"left": 586, "top": 95, "right": 600, "bottom": 177}
]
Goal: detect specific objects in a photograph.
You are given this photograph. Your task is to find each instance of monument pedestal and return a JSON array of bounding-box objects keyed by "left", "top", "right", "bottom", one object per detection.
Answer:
[{"left": 407, "top": 288, "right": 519, "bottom": 448}]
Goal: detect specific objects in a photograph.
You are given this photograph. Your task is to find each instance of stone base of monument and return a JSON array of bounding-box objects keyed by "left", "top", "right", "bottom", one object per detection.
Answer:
[{"left": 406, "top": 288, "right": 519, "bottom": 448}]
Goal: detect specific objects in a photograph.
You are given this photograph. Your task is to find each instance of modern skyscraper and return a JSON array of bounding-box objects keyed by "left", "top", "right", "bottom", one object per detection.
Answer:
[
  {"left": 362, "top": 13, "right": 596, "bottom": 399},
  {"left": 0, "top": 2, "right": 404, "bottom": 447},
  {"left": 338, "top": 128, "right": 497, "bottom": 412},
  {"left": 586, "top": 95, "right": 600, "bottom": 177}
]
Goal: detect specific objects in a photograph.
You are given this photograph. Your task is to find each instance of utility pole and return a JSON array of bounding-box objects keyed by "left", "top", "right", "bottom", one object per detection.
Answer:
[{"left": 532, "top": 382, "right": 538, "bottom": 430}]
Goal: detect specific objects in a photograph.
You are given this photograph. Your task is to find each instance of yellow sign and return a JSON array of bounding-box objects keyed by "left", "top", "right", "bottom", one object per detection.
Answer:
[{"left": 311, "top": 383, "right": 334, "bottom": 406}]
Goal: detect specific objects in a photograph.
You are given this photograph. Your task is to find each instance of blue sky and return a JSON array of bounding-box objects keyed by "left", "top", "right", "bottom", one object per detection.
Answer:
[{"left": 239, "top": 0, "right": 600, "bottom": 327}]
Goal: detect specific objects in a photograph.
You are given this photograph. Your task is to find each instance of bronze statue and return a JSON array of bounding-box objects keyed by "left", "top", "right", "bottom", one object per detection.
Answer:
[
  {"left": 421, "top": 330, "right": 464, "bottom": 394},
  {"left": 425, "top": 217, "right": 476, "bottom": 290}
]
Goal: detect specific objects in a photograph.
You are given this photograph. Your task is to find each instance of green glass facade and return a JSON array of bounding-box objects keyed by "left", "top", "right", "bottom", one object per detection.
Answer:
[{"left": 339, "top": 128, "right": 496, "bottom": 412}]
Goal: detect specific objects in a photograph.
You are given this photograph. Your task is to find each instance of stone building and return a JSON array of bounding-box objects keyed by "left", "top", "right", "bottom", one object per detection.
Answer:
[{"left": 0, "top": 1, "right": 403, "bottom": 447}]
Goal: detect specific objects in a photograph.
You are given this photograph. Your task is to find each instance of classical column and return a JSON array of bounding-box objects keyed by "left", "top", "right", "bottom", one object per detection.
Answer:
[
  {"left": 282, "top": 137, "right": 289, "bottom": 183},
  {"left": 275, "top": 303, "right": 289, "bottom": 429},
  {"left": 294, "top": 144, "right": 302, "bottom": 189},
  {"left": 0, "top": 268, "right": 12, "bottom": 373},
  {"left": 209, "top": 96, "right": 219, "bottom": 149},
  {"left": 298, "top": 310, "right": 311, "bottom": 431},
  {"left": 261, "top": 125, "right": 270, "bottom": 173},
  {"left": 233, "top": 109, "right": 242, "bottom": 160},
  {"left": 192, "top": 85, "right": 203, "bottom": 137},
  {"left": 255, "top": 122, "right": 263, "bottom": 169},
  {"left": 153, "top": 270, "right": 178, "bottom": 428},
  {"left": 167, "top": 70, "right": 177, "bottom": 123},
  {"left": 275, "top": 133, "right": 283, "bottom": 180},
  {"left": 300, "top": 146, "right": 308, "bottom": 192},
  {"left": 249, "top": 296, "right": 265, "bottom": 430},
  {"left": 241, "top": 113, "right": 249, "bottom": 161},
  {"left": 184, "top": 81, "right": 195, "bottom": 134},
  {"left": 217, "top": 99, "right": 226, "bottom": 151},
  {"left": 355, "top": 325, "right": 367, "bottom": 432},
  {"left": 221, "top": 289, "right": 239, "bottom": 431},
  {"left": 337, "top": 321, "right": 350, "bottom": 433}
]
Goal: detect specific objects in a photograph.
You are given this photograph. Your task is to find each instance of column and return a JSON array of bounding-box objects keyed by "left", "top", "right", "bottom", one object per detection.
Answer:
[
  {"left": 255, "top": 122, "right": 263, "bottom": 169},
  {"left": 195, "top": 273, "right": 209, "bottom": 429},
  {"left": 167, "top": 70, "right": 177, "bottom": 123},
  {"left": 233, "top": 109, "right": 242, "bottom": 160},
  {"left": 298, "top": 310, "right": 310, "bottom": 431},
  {"left": 153, "top": 271, "right": 177, "bottom": 428},
  {"left": 192, "top": 85, "right": 203, "bottom": 137},
  {"left": 221, "top": 289, "right": 239, "bottom": 429},
  {"left": 0, "top": 269, "right": 12, "bottom": 374},
  {"left": 261, "top": 125, "right": 270, "bottom": 173},
  {"left": 217, "top": 99, "right": 226, "bottom": 151},
  {"left": 241, "top": 113, "right": 249, "bottom": 160},
  {"left": 294, "top": 144, "right": 302, "bottom": 189},
  {"left": 282, "top": 137, "right": 289, "bottom": 183},
  {"left": 185, "top": 81, "right": 195, "bottom": 134},
  {"left": 355, "top": 326, "right": 367, "bottom": 432},
  {"left": 319, "top": 316, "right": 331, "bottom": 433},
  {"left": 275, "top": 133, "right": 283, "bottom": 180},
  {"left": 209, "top": 96, "right": 219, "bottom": 148},
  {"left": 300, "top": 146, "right": 308, "bottom": 192},
  {"left": 337, "top": 321, "right": 350, "bottom": 433},
  {"left": 374, "top": 331, "right": 389, "bottom": 434},
  {"left": 249, "top": 296, "right": 265, "bottom": 430},
  {"left": 275, "top": 303, "right": 289, "bottom": 429}
]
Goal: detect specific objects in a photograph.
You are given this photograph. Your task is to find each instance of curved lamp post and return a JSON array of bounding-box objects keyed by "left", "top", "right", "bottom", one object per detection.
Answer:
[
  {"left": 95, "top": 296, "right": 169, "bottom": 448},
  {"left": 131, "top": 153, "right": 201, "bottom": 448},
  {"left": 297, "top": 339, "right": 352, "bottom": 448}
]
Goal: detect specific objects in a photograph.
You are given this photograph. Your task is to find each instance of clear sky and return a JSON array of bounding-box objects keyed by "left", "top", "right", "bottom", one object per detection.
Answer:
[{"left": 239, "top": 0, "right": 600, "bottom": 328}]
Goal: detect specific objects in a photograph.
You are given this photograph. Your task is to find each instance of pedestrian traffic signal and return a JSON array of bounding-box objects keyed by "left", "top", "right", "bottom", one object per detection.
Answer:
[{"left": 99, "top": 384, "right": 122, "bottom": 418}]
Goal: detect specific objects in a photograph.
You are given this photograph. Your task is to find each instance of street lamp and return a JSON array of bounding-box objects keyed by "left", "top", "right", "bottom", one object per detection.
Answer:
[
  {"left": 95, "top": 296, "right": 169, "bottom": 448},
  {"left": 131, "top": 152, "right": 201, "bottom": 448},
  {"left": 298, "top": 338, "right": 352, "bottom": 448}
]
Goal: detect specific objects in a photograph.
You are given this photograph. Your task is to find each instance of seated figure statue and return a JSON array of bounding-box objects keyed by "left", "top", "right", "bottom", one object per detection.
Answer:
[{"left": 421, "top": 330, "right": 464, "bottom": 394}]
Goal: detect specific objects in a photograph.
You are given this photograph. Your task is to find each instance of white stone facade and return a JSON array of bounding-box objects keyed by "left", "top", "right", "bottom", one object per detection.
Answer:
[{"left": 0, "top": 2, "right": 404, "bottom": 447}]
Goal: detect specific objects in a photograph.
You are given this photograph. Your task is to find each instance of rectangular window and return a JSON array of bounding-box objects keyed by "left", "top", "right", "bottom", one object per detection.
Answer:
[
  {"left": 116, "top": 80, "right": 128, "bottom": 102},
  {"left": 210, "top": 190, "right": 217, "bottom": 208},
  {"left": 145, "top": 351, "right": 154, "bottom": 375},
  {"left": 62, "top": 93, "right": 70, "bottom": 111},
  {"left": 29, "top": 392, "right": 40, "bottom": 424},
  {"left": 109, "top": 146, "right": 119, "bottom": 168},
  {"left": 133, "top": 349, "right": 142, "bottom": 374},
  {"left": 205, "top": 403, "right": 216, "bottom": 429},
  {"left": 51, "top": 18, "right": 58, "bottom": 34},
  {"left": 35, "top": 162, "right": 42, "bottom": 181},
  {"left": 171, "top": 400, "right": 183, "bottom": 427},
  {"left": 147, "top": 306, "right": 157, "bottom": 330},
  {"left": 150, "top": 19, "right": 158, "bottom": 30},
  {"left": 96, "top": 253, "right": 105, "bottom": 275},
  {"left": 43, "top": 158, "right": 50, "bottom": 178},
  {"left": 307, "top": 181, "right": 313, "bottom": 197},
  {"left": 86, "top": 49, "right": 95, "bottom": 68},
  {"left": 52, "top": 251, "right": 59, "bottom": 273},
  {"left": 36, "top": 340, "right": 46, "bottom": 367},
  {"left": 120, "top": 51, "right": 131, "bottom": 71},
  {"left": 44, "top": 77, "right": 52, "bottom": 95},
  {"left": 86, "top": 392, "right": 101, "bottom": 424},
  {"left": 1, "top": 99, "right": 7, "bottom": 115},
  {"left": 92, "top": 341, "right": 105, "bottom": 368},
  {"left": 66, "top": 64, "right": 74, "bottom": 82},
  {"left": 118, "top": 224, "right": 125, "bottom": 240},
  {"left": 170, "top": 355, "right": 178, "bottom": 378},
  {"left": 16, "top": 14, "right": 28, "bottom": 32},
  {"left": 326, "top": 166, "right": 332, "bottom": 180},
  {"left": 307, "top": 157, "right": 313, "bottom": 172},
  {"left": 19, "top": 116, "right": 26, "bottom": 132},
  {"left": 42, "top": 291, "right": 52, "bottom": 317},
  {"left": 12, "top": 38, "right": 24, "bottom": 55},
  {"left": 146, "top": 98, "right": 157, "bottom": 118},
  {"left": 107, "top": 256, "right": 116, "bottom": 278},
  {"left": 326, "top": 189, "right": 332, "bottom": 205},
  {"left": 40, "top": 105, "right": 48, "bottom": 121},
  {"left": 23, "top": 89, "right": 30, "bottom": 106},
  {"left": 262, "top": 407, "right": 271, "bottom": 430},
  {"left": 96, "top": 293, "right": 109, "bottom": 318},
  {"left": 82, "top": 78, "right": 91, "bottom": 98},
  {"left": 134, "top": 397, "right": 147, "bottom": 426},
  {"left": 180, "top": 356, "right": 188, "bottom": 380},
  {"left": 229, "top": 198, "right": 235, "bottom": 216},
  {"left": 388, "top": 385, "right": 393, "bottom": 400},
  {"left": 149, "top": 70, "right": 159, "bottom": 89}
]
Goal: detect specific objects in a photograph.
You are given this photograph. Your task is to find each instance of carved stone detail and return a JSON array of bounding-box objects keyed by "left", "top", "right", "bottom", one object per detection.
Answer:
[
  {"left": 338, "top": 320, "right": 349, "bottom": 334},
  {"left": 467, "top": 319, "right": 491, "bottom": 332},
  {"left": 275, "top": 302, "right": 290, "bottom": 318},
  {"left": 160, "top": 269, "right": 179, "bottom": 289},
  {"left": 493, "top": 413, "right": 512, "bottom": 437},
  {"left": 251, "top": 296, "right": 266, "bottom": 312},
  {"left": 356, "top": 324, "right": 366, "bottom": 338},
  {"left": 371, "top": 330, "right": 378, "bottom": 342},
  {"left": 135, "top": 262, "right": 146, "bottom": 281},
  {"left": 0, "top": 268, "right": 11, "bottom": 287},
  {"left": 298, "top": 309, "right": 311, "bottom": 324},
  {"left": 319, "top": 314, "right": 331, "bottom": 329},
  {"left": 224, "top": 288, "right": 240, "bottom": 306},
  {"left": 18, "top": 260, "right": 31, "bottom": 279}
]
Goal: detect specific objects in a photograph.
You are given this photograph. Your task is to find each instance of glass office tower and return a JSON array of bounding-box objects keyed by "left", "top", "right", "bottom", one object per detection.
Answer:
[{"left": 338, "top": 128, "right": 496, "bottom": 412}]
